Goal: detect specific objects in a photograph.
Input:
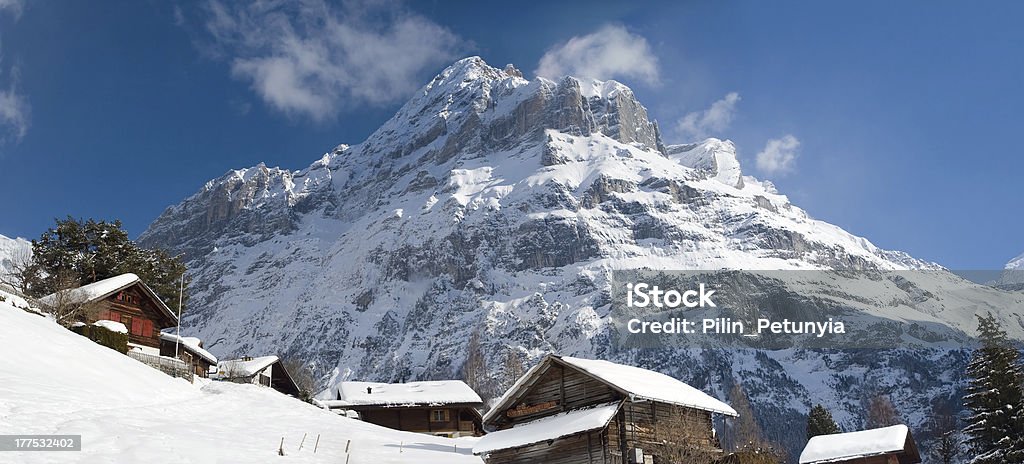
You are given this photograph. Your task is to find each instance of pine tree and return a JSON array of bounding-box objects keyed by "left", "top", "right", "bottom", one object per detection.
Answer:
[
  {"left": 21, "top": 217, "right": 189, "bottom": 311},
  {"left": 963, "top": 313, "right": 1024, "bottom": 464},
  {"left": 806, "top": 404, "right": 840, "bottom": 439}
]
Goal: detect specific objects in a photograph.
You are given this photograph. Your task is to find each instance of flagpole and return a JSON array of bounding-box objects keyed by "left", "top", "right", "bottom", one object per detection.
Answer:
[{"left": 175, "top": 272, "right": 184, "bottom": 358}]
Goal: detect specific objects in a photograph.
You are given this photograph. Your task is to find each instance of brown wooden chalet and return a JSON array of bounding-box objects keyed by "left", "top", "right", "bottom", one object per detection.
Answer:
[
  {"left": 799, "top": 425, "right": 921, "bottom": 464},
  {"left": 321, "top": 380, "right": 484, "bottom": 437},
  {"left": 42, "top": 273, "right": 178, "bottom": 350},
  {"left": 473, "top": 355, "right": 738, "bottom": 464},
  {"left": 215, "top": 356, "right": 302, "bottom": 397},
  {"left": 159, "top": 332, "right": 217, "bottom": 378}
]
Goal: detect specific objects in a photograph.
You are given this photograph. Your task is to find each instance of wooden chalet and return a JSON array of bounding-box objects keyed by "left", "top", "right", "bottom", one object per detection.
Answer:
[
  {"left": 215, "top": 356, "right": 302, "bottom": 397},
  {"left": 41, "top": 273, "right": 178, "bottom": 351},
  {"left": 799, "top": 425, "right": 921, "bottom": 464},
  {"left": 321, "top": 380, "right": 484, "bottom": 437},
  {"left": 473, "top": 355, "right": 738, "bottom": 464},
  {"left": 159, "top": 332, "right": 217, "bottom": 378}
]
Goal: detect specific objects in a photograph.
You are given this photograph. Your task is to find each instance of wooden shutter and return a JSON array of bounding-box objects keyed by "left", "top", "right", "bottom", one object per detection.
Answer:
[
  {"left": 132, "top": 318, "right": 144, "bottom": 335},
  {"left": 142, "top": 320, "right": 153, "bottom": 336}
]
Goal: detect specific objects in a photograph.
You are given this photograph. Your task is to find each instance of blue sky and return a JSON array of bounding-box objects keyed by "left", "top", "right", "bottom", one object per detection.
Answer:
[{"left": 0, "top": 0, "right": 1021, "bottom": 269}]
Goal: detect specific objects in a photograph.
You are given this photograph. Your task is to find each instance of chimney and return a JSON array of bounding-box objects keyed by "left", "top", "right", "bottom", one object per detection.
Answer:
[{"left": 366, "top": 387, "right": 373, "bottom": 394}]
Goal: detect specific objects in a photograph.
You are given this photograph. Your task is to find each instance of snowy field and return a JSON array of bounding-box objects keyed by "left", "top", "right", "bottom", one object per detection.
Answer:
[{"left": 0, "top": 296, "right": 483, "bottom": 464}]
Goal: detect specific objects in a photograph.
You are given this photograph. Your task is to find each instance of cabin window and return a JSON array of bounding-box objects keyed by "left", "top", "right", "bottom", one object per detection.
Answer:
[
  {"left": 259, "top": 373, "right": 271, "bottom": 387},
  {"left": 430, "top": 410, "right": 449, "bottom": 422},
  {"left": 116, "top": 292, "right": 136, "bottom": 305}
]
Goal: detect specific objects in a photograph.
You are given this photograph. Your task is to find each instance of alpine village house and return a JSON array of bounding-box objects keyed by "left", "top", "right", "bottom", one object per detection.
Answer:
[
  {"left": 798, "top": 425, "right": 921, "bottom": 464},
  {"left": 215, "top": 356, "right": 302, "bottom": 397},
  {"left": 321, "top": 380, "right": 485, "bottom": 437},
  {"left": 472, "top": 354, "right": 738, "bottom": 464},
  {"left": 41, "top": 273, "right": 217, "bottom": 381},
  {"left": 42, "top": 273, "right": 178, "bottom": 350}
]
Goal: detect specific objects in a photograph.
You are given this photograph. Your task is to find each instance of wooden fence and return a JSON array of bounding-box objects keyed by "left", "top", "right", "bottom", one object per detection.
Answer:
[{"left": 128, "top": 351, "right": 193, "bottom": 383}]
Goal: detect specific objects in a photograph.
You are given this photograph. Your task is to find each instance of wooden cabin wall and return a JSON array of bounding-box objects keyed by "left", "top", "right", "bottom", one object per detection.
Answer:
[
  {"left": 90, "top": 286, "right": 169, "bottom": 348},
  {"left": 360, "top": 407, "right": 477, "bottom": 435},
  {"left": 605, "top": 401, "right": 719, "bottom": 464},
  {"left": 499, "top": 364, "right": 621, "bottom": 428},
  {"left": 484, "top": 429, "right": 608, "bottom": 464}
]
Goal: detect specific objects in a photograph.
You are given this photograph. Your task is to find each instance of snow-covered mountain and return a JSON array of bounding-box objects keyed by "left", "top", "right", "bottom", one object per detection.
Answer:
[
  {"left": 1010, "top": 252, "right": 1024, "bottom": 270},
  {"left": 139, "top": 57, "right": 1021, "bottom": 461},
  {"left": 997, "top": 251, "right": 1024, "bottom": 287},
  {"left": 0, "top": 234, "right": 31, "bottom": 279}
]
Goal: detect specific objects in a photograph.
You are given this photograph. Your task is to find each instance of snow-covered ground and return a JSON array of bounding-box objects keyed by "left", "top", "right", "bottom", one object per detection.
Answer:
[{"left": 0, "top": 298, "right": 482, "bottom": 464}]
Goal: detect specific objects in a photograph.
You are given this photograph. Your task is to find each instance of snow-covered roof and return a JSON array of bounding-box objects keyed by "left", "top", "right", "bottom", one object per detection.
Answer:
[
  {"left": 93, "top": 320, "right": 127, "bottom": 334},
  {"left": 473, "top": 402, "right": 621, "bottom": 454},
  {"left": 799, "top": 425, "right": 912, "bottom": 464},
  {"left": 331, "top": 380, "right": 483, "bottom": 407},
  {"left": 217, "top": 356, "right": 279, "bottom": 378},
  {"left": 39, "top": 273, "right": 178, "bottom": 323},
  {"left": 484, "top": 355, "right": 737, "bottom": 425},
  {"left": 557, "top": 356, "right": 737, "bottom": 416},
  {"left": 159, "top": 332, "right": 217, "bottom": 365}
]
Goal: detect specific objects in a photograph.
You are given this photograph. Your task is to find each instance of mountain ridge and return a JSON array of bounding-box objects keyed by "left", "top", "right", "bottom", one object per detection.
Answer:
[{"left": 137, "top": 56, "right": 1018, "bottom": 461}]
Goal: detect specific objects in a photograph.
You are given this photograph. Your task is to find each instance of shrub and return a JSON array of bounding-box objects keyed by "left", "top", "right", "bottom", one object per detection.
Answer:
[{"left": 71, "top": 324, "right": 129, "bottom": 354}]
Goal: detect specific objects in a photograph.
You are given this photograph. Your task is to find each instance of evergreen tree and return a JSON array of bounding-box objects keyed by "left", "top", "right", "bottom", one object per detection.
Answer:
[
  {"left": 806, "top": 404, "right": 840, "bottom": 439},
  {"left": 963, "top": 313, "right": 1024, "bottom": 464},
  {"left": 21, "top": 217, "right": 189, "bottom": 311}
]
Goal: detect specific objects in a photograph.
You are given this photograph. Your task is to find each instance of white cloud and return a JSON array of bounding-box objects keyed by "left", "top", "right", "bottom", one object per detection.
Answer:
[
  {"left": 756, "top": 135, "right": 800, "bottom": 175},
  {"left": 0, "top": 0, "right": 23, "bottom": 18},
  {"left": 0, "top": 1, "right": 29, "bottom": 148},
  {"left": 199, "top": 0, "right": 464, "bottom": 121},
  {"left": 674, "top": 92, "right": 740, "bottom": 142},
  {"left": 536, "top": 24, "right": 659, "bottom": 85},
  {"left": 0, "top": 79, "right": 30, "bottom": 145}
]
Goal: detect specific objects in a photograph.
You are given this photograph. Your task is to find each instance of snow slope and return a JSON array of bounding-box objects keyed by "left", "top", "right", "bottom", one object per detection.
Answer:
[{"left": 0, "top": 302, "right": 481, "bottom": 464}]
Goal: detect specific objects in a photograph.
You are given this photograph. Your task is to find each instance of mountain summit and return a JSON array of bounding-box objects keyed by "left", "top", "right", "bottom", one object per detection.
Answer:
[
  {"left": 139, "top": 53, "right": 938, "bottom": 378},
  {"left": 139, "top": 57, "right": 999, "bottom": 456}
]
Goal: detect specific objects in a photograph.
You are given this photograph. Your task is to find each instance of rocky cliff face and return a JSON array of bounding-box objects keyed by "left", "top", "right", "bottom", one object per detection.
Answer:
[{"left": 139, "top": 57, "right": 1018, "bottom": 461}]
